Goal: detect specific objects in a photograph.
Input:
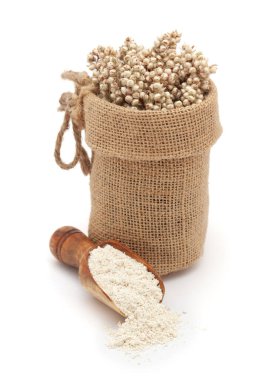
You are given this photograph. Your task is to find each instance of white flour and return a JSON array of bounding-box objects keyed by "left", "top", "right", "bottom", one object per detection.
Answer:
[{"left": 88, "top": 244, "right": 179, "bottom": 351}]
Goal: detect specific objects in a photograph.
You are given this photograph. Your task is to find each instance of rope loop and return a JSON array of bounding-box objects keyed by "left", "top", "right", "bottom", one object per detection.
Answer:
[{"left": 54, "top": 71, "right": 93, "bottom": 175}]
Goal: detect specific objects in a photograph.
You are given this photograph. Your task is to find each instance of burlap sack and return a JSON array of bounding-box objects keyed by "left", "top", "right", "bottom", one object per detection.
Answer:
[{"left": 55, "top": 73, "right": 222, "bottom": 275}]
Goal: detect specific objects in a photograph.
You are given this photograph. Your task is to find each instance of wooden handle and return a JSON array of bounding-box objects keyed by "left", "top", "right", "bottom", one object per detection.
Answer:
[{"left": 49, "top": 226, "right": 96, "bottom": 268}]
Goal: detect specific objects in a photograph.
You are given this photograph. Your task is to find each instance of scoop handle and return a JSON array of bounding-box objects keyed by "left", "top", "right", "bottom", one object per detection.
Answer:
[{"left": 49, "top": 226, "right": 96, "bottom": 268}]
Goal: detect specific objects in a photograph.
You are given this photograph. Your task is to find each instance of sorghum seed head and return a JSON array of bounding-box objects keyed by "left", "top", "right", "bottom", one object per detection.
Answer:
[
  {"left": 132, "top": 99, "right": 139, "bottom": 106},
  {"left": 175, "top": 100, "right": 183, "bottom": 107},
  {"left": 127, "top": 79, "right": 135, "bottom": 87},
  {"left": 125, "top": 95, "right": 133, "bottom": 103},
  {"left": 132, "top": 92, "right": 140, "bottom": 99},
  {"left": 161, "top": 73, "right": 168, "bottom": 81},
  {"left": 154, "top": 93, "right": 161, "bottom": 102}
]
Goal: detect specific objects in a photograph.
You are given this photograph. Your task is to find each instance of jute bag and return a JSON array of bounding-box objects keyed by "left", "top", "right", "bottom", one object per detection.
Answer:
[{"left": 55, "top": 71, "right": 222, "bottom": 275}]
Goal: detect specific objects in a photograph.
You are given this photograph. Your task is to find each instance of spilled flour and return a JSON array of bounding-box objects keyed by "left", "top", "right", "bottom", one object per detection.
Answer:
[{"left": 88, "top": 245, "right": 179, "bottom": 351}]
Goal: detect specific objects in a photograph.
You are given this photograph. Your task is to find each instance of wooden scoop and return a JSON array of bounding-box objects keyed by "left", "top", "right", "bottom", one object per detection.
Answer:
[{"left": 50, "top": 226, "right": 165, "bottom": 317}]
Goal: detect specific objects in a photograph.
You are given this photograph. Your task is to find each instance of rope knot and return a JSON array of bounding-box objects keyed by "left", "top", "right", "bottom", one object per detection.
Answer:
[
  {"left": 54, "top": 71, "right": 94, "bottom": 175},
  {"left": 58, "top": 92, "right": 76, "bottom": 112}
]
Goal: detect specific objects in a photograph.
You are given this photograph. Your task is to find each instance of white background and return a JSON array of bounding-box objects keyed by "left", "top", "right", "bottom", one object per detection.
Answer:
[{"left": 0, "top": 0, "right": 252, "bottom": 378}]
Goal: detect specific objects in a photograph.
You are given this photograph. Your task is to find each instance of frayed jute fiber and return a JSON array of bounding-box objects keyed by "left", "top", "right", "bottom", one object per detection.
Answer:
[{"left": 55, "top": 71, "right": 222, "bottom": 275}]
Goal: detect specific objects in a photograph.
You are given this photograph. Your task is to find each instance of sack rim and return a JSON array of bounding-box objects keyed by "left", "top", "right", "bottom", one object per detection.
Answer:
[
  {"left": 86, "top": 80, "right": 216, "bottom": 118},
  {"left": 84, "top": 80, "right": 222, "bottom": 161}
]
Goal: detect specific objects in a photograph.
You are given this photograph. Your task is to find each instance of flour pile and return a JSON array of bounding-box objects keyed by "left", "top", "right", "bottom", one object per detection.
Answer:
[{"left": 88, "top": 245, "right": 179, "bottom": 351}]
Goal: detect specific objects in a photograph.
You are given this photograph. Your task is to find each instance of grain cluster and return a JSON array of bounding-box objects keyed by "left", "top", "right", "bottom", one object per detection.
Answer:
[{"left": 87, "top": 31, "right": 216, "bottom": 110}]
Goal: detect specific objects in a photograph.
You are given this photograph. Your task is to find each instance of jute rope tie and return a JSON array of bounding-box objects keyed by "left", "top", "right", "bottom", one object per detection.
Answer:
[{"left": 55, "top": 71, "right": 93, "bottom": 175}]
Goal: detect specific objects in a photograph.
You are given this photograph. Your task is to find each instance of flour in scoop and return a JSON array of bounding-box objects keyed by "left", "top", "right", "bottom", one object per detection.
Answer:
[{"left": 88, "top": 245, "right": 179, "bottom": 351}]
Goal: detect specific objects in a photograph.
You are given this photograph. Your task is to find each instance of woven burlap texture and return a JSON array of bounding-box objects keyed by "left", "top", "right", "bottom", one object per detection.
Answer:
[
  {"left": 55, "top": 74, "right": 221, "bottom": 275},
  {"left": 82, "top": 82, "right": 222, "bottom": 275}
]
